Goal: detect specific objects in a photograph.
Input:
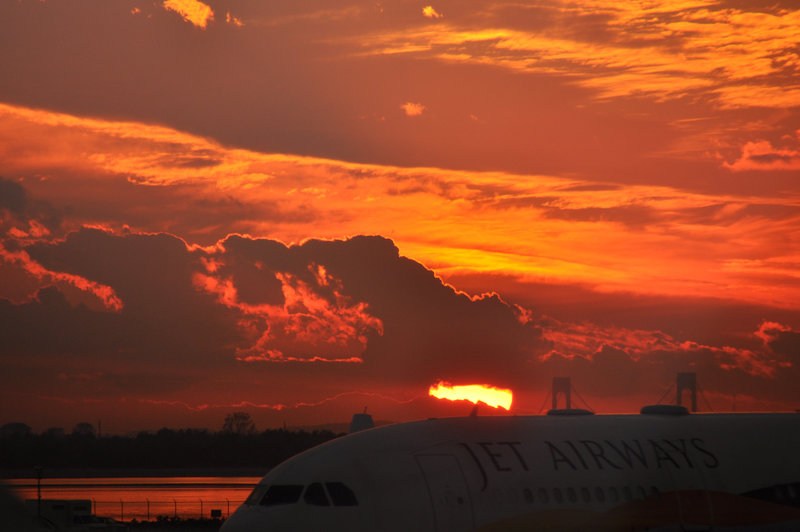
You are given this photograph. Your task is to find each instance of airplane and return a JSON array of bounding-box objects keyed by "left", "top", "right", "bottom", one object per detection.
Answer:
[{"left": 219, "top": 405, "right": 800, "bottom": 531}]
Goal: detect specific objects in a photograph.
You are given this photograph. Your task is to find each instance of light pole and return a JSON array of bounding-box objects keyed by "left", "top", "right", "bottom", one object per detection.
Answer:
[{"left": 34, "top": 466, "right": 42, "bottom": 520}]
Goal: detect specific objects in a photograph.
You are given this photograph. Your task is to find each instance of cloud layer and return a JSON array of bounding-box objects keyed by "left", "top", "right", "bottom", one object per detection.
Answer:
[
  {"left": 1, "top": 179, "right": 799, "bottom": 430},
  {"left": 1, "top": 104, "right": 798, "bottom": 310},
  {"left": 1, "top": 0, "right": 799, "bottom": 431},
  {"left": 1, "top": 0, "right": 798, "bottom": 187}
]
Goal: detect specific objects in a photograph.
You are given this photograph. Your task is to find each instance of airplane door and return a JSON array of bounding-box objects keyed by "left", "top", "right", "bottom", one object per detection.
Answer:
[
  {"left": 667, "top": 466, "right": 713, "bottom": 531},
  {"left": 415, "top": 454, "right": 475, "bottom": 532}
]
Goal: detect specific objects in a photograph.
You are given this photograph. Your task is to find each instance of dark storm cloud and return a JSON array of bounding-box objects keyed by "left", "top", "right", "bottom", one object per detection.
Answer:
[
  {"left": 0, "top": 178, "right": 26, "bottom": 213},
  {"left": 0, "top": 227, "right": 545, "bottom": 399},
  {"left": 2, "top": 230, "right": 242, "bottom": 374},
  {"left": 0, "top": 176, "right": 64, "bottom": 238},
  {"left": 3, "top": 177, "right": 800, "bottom": 413},
  {"left": 207, "top": 233, "right": 549, "bottom": 384}
]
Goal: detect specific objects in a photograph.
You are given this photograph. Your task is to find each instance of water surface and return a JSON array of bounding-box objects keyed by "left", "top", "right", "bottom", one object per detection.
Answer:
[{"left": 7, "top": 476, "right": 260, "bottom": 521}]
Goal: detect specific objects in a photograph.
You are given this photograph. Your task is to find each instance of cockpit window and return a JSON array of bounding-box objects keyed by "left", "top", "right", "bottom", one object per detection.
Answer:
[
  {"left": 260, "top": 485, "right": 304, "bottom": 506},
  {"left": 325, "top": 482, "right": 358, "bottom": 506},
  {"left": 245, "top": 485, "right": 268, "bottom": 506},
  {"left": 304, "top": 482, "right": 330, "bottom": 506}
]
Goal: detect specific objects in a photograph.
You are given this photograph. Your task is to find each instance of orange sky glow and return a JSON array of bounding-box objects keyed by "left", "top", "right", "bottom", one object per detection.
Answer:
[{"left": 1, "top": 0, "right": 799, "bottom": 433}]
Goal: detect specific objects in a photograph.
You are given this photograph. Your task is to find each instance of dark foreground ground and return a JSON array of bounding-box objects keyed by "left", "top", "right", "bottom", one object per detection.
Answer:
[{"left": 128, "top": 518, "right": 224, "bottom": 531}]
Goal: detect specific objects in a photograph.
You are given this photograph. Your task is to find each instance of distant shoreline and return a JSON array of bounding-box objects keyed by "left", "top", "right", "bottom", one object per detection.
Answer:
[{"left": 1, "top": 467, "right": 269, "bottom": 480}]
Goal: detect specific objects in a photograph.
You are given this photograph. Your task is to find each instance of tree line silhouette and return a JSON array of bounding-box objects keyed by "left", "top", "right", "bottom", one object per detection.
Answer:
[{"left": 1, "top": 415, "right": 340, "bottom": 472}]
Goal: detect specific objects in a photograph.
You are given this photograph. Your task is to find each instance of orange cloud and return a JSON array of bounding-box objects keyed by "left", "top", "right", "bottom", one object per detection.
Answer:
[
  {"left": 192, "top": 266, "right": 383, "bottom": 363},
  {"left": 422, "top": 6, "right": 443, "bottom": 19},
  {"left": 1, "top": 102, "right": 800, "bottom": 310},
  {"left": 754, "top": 320, "right": 792, "bottom": 346},
  {"left": 540, "top": 317, "right": 783, "bottom": 377},
  {"left": 163, "top": 0, "right": 214, "bottom": 29},
  {"left": 226, "top": 11, "right": 243, "bottom": 27},
  {"left": 350, "top": 3, "right": 800, "bottom": 108},
  {"left": 724, "top": 138, "right": 800, "bottom": 171},
  {"left": 0, "top": 245, "right": 123, "bottom": 312},
  {"left": 401, "top": 102, "right": 426, "bottom": 116}
]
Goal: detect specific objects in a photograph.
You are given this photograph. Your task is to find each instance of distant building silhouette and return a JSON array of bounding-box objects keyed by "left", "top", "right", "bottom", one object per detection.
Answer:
[
  {"left": 72, "top": 422, "right": 95, "bottom": 437},
  {"left": 43, "top": 427, "right": 65, "bottom": 438},
  {"left": 1, "top": 423, "right": 32, "bottom": 438}
]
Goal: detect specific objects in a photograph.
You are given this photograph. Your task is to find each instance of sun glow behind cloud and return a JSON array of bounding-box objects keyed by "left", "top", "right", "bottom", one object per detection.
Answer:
[{"left": 429, "top": 381, "right": 513, "bottom": 410}]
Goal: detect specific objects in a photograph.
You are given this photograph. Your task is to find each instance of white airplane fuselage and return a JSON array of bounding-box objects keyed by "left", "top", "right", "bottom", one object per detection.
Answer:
[{"left": 220, "top": 412, "right": 800, "bottom": 531}]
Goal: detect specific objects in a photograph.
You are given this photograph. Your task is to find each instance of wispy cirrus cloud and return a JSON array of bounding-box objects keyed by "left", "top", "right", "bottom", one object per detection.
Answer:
[
  {"left": 540, "top": 317, "right": 782, "bottom": 377},
  {"left": 725, "top": 136, "right": 800, "bottom": 171},
  {"left": 351, "top": 1, "right": 800, "bottom": 108}
]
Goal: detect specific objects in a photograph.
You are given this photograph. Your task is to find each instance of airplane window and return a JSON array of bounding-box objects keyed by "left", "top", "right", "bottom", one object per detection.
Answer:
[
  {"left": 245, "top": 486, "right": 268, "bottom": 505},
  {"left": 594, "top": 487, "right": 605, "bottom": 503},
  {"left": 537, "top": 488, "right": 549, "bottom": 504},
  {"left": 623, "top": 486, "right": 633, "bottom": 502},
  {"left": 260, "top": 485, "right": 304, "bottom": 506},
  {"left": 523, "top": 488, "right": 534, "bottom": 504},
  {"left": 553, "top": 488, "right": 563, "bottom": 504},
  {"left": 304, "top": 483, "right": 330, "bottom": 506},
  {"left": 580, "top": 487, "right": 590, "bottom": 503},
  {"left": 609, "top": 487, "right": 619, "bottom": 503},
  {"left": 326, "top": 482, "right": 358, "bottom": 506},
  {"left": 567, "top": 487, "right": 577, "bottom": 503},
  {"left": 636, "top": 486, "right": 647, "bottom": 500},
  {"left": 650, "top": 486, "right": 660, "bottom": 499}
]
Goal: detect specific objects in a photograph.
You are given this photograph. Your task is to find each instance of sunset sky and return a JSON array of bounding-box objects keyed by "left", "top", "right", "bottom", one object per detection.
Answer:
[{"left": 1, "top": 0, "right": 799, "bottom": 433}]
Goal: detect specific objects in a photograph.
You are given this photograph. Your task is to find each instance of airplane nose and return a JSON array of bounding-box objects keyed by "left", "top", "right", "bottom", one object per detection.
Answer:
[{"left": 219, "top": 507, "right": 271, "bottom": 532}]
